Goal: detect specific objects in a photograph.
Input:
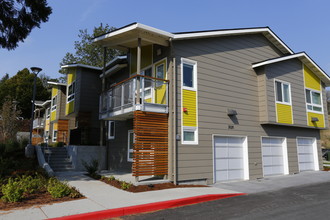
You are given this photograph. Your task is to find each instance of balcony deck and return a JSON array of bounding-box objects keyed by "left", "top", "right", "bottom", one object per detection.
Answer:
[
  {"left": 33, "top": 117, "right": 45, "bottom": 129},
  {"left": 99, "top": 75, "right": 169, "bottom": 120}
]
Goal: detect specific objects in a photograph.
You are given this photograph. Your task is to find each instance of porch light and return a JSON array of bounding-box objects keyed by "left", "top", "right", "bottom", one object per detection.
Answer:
[
  {"left": 311, "top": 117, "right": 319, "bottom": 122},
  {"left": 227, "top": 109, "right": 238, "bottom": 116}
]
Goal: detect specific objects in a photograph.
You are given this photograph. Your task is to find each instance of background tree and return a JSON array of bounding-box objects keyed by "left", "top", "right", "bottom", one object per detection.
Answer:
[
  {"left": 0, "top": 68, "right": 50, "bottom": 119},
  {"left": 0, "top": 0, "right": 52, "bottom": 50},
  {"left": 59, "top": 23, "right": 121, "bottom": 74},
  {"left": 0, "top": 97, "right": 21, "bottom": 142}
]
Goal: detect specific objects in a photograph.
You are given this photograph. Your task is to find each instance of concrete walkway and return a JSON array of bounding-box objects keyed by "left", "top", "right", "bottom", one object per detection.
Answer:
[
  {"left": 0, "top": 172, "right": 237, "bottom": 220},
  {"left": 1, "top": 171, "right": 330, "bottom": 219}
]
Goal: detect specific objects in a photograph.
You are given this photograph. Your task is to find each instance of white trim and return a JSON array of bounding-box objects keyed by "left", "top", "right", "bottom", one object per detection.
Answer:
[
  {"left": 252, "top": 53, "right": 304, "bottom": 68},
  {"left": 52, "top": 130, "right": 57, "bottom": 142},
  {"left": 108, "top": 121, "right": 115, "bottom": 140},
  {"left": 296, "top": 137, "right": 319, "bottom": 172},
  {"left": 127, "top": 130, "right": 134, "bottom": 162},
  {"left": 105, "top": 55, "right": 127, "bottom": 67},
  {"left": 61, "top": 64, "right": 102, "bottom": 71},
  {"left": 66, "top": 81, "right": 76, "bottom": 103},
  {"left": 51, "top": 95, "right": 57, "bottom": 112},
  {"left": 100, "top": 64, "right": 128, "bottom": 78},
  {"left": 305, "top": 88, "right": 324, "bottom": 114},
  {"left": 93, "top": 23, "right": 174, "bottom": 43},
  {"left": 181, "top": 58, "right": 198, "bottom": 91},
  {"left": 212, "top": 134, "right": 249, "bottom": 183},
  {"left": 274, "top": 79, "right": 292, "bottom": 105},
  {"left": 261, "top": 136, "right": 289, "bottom": 177}
]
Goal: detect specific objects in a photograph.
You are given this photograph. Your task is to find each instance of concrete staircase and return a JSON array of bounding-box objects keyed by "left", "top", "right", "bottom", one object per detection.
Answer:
[{"left": 47, "top": 147, "right": 74, "bottom": 172}]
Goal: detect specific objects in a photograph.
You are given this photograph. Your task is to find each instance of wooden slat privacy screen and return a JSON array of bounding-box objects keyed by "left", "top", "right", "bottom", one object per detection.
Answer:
[{"left": 133, "top": 111, "right": 168, "bottom": 176}]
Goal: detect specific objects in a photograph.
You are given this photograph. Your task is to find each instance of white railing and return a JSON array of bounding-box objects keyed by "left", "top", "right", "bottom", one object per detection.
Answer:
[
  {"left": 33, "top": 117, "right": 45, "bottom": 129},
  {"left": 100, "top": 75, "right": 169, "bottom": 119}
]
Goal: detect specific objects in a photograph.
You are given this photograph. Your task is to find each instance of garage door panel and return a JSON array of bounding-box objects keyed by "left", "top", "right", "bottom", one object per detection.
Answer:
[
  {"left": 297, "top": 138, "right": 317, "bottom": 172},
  {"left": 272, "top": 156, "right": 284, "bottom": 166},
  {"left": 215, "top": 147, "right": 228, "bottom": 158},
  {"left": 228, "top": 170, "right": 244, "bottom": 180},
  {"left": 262, "top": 137, "right": 285, "bottom": 176},
  {"left": 228, "top": 148, "right": 243, "bottom": 157},
  {"left": 228, "top": 159, "right": 243, "bottom": 169},
  {"left": 299, "top": 155, "right": 313, "bottom": 163},
  {"left": 215, "top": 159, "right": 228, "bottom": 170},
  {"left": 216, "top": 171, "right": 228, "bottom": 182}
]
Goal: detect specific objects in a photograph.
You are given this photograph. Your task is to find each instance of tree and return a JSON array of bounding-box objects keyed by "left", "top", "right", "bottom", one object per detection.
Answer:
[
  {"left": 0, "top": 0, "right": 52, "bottom": 50},
  {"left": 0, "top": 97, "right": 21, "bottom": 142},
  {"left": 59, "top": 23, "right": 121, "bottom": 73},
  {"left": 0, "top": 68, "right": 50, "bottom": 119}
]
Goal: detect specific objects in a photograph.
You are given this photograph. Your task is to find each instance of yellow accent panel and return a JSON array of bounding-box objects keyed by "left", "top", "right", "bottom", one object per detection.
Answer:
[
  {"left": 50, "top": 110, "right": 56, "bottom": 121},
  {"left": 130, "top": 45, "right": 153, "bottom": 74},
  {"left": 45, "top": 119, "right": 50, "bottom": 131},
  {"left": 144, "top": 98, "right": 152, "bottom": 103},
  {"left": 66, "top": 100, "right": 74, "bottom": 115},
  {"left": 304, "top": 65, "right": 321, "bottom": 91},
  {"left": 276, "top": 103, "right": 293, "bottom": 124},
  {"left": 53, "top": 123, "right": 58, "bottom": 130},
  {"left": 154, "top": 59, "right": 167, "bottom": 104},
  {"left": 182, "top": 89, "right": 197, "bottom": 127},
  {"left": 67, "top": 69, "right": 76, "bottom": 85},
  {"left": 51, "top": 86, "right": 58, "bottom": 97},
  {"left": 307, "top": 112, "right": 325, "bottom": 127}
]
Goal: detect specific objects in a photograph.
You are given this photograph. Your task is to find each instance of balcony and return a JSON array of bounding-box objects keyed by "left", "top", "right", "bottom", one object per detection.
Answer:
[
  {"left": 99, "top": 75, "right": 169, "bottom": 120},
  {"left": 33, "top": 118, "right": 45, "bottom": 129}
]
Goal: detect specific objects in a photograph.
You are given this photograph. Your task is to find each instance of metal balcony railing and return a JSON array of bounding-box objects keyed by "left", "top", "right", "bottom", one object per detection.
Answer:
[
  {"left": 99, "top": 75, "right": 169, "bottom": 119},
  {"left": 33, "top": 117, "right": 45, "bottom": 129}
]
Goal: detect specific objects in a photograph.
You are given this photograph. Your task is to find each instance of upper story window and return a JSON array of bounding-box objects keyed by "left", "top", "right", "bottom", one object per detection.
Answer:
[
  {"left": 51, "top": 95, "right": 57, "bottom": 111},
  {"left": 182, "top": 58, "right": 197, "bottom": 90},
  {"left": 305, "top": 89, "right": 322, "bottom": 112},
  {"left": 67, "top": 81, "right": 76, "bottom": 103},
  {"left": 108, "top": 121, "right": 115, "bottom": 139},
  {"left": 46, "top": 108, "right": 50, "bottom": 119},
  {"left": 275, "top": 80, "right": 291, "bottom": 104}
]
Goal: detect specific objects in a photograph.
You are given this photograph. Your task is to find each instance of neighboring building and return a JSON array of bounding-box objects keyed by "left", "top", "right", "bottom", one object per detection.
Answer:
[
  {"left": 94, "top": 23, "right": 330, "bottom": 184},
  {"left": 320, "top": 90, "right": 330, "bottom": 148},
  {"left": 60, "top": 64, "right": 102, "bottom": 145},
  {"left": 47, "top": 81, "right": 74, "bottom": 145},
  {"left": 32, "top": 100, "right": 50, "bottom": 145}
]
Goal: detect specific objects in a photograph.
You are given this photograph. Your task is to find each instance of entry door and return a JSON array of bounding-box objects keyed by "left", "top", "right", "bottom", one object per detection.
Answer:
[
  {"left": 297, "top": 137, "right": 318, "bottom": 171},
  {"left": 262, "top": 137, "right": 286, "bottom": 176},
  {"left": 214, "top": 136, "right": 246, "bottom": 182}
]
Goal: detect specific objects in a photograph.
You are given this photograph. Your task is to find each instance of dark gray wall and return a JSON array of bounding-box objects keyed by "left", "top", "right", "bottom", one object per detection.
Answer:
[
  {"left": 107, "top": 119, "right": 133, "bottom": 172},
  {"left": 173, "top": 34, "right": 323, "bottom": 184}
]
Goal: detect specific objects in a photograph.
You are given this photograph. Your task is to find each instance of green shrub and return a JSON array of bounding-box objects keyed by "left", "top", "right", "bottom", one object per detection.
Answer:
[
  {"left": 68, "top": 187, "right": 83, "bottom": 198},
  {"left": 108, "top": 175, "right": 115, "bottom": 181},
  {"left": 1, "top": 178, "right": 24, "bottom": 202},
  {"left": 54, "top": 142, "right": 64, "bottom": 147},
  {"left": 0, "top": 157, "right": 14, "bottom": 177},
  {"left": 5, "top": 140, "right": 20, "bottom": 153},
  {"left": 47, "top": 178, "right": 71, "bottom": 198},
  {"left": 17, "top": 175, "right": 44, "bottom": 194},
  {"left": 81, "top": 159, "right": 99, "bottom": 176},
  {"left": 120, "top": 181, "right": 132, "bottom": 190}
]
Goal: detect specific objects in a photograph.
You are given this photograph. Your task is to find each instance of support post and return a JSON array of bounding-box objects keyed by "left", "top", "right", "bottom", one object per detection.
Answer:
[{"left": 136, "top": 38, "right": 141, "bottom": 104}]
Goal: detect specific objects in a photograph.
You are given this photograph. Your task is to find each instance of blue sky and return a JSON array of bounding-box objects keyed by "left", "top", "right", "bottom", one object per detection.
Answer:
[{"left": 1, "top": 0, "right": 330, "bottom": 79}]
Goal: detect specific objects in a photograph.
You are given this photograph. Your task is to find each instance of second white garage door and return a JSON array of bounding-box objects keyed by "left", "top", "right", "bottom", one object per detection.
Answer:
[
  {"left": 214, "top": 136, "right": 249, "bottom": 182},
  {"left": 261, "top": 137, "right": 289, "bottom": 176},
  {"left": 297, "top": 137, "right": 319, "bottom": 172}
]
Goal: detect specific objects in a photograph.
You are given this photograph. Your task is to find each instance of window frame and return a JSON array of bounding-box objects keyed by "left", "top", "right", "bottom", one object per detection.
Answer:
[
  {"left": 182, "top": 126, "right": 198, "bottom": 145},
  {"left": 274, "top": 79, "right": 291, "bottom": 105},
  {"left": 305, "top": 88, "right": 323, "bottom": 113},
  {"left": 52, "top": 130, "right": 57, "bottom": 142},
  {"left": 46, "top": 108, "right": 50, "bottom": 119},
  {"left": 181, "top": 58, "right": 197, "bottom": 91},
  {"left": 67, "top": 81, "right": 76, "bottom": 103},
  {"left": 108, "top": 121, "right": 115, "bottom": 140},
  {"left": 51, "top": 95, "right": 57, "bottom": 112},
  {"left": 127, "top": 130, "right": 134, "bottom": 162}
]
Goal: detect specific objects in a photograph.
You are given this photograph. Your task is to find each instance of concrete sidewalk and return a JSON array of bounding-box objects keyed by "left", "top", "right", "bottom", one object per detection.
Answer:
[
  {"left": 0, "top": 172, "right": 237, "bottom": 220},
  {"left": 1, "top": 171, "right": 330, "bottom": 219}
]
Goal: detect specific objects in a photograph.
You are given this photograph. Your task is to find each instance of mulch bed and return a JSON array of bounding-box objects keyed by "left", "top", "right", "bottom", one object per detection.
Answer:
[
  {"left": 95, "top": 175, "right": 208, "bottom": 193},
  {"left": 0, "top": 190, "right": 84, "bottom": 211}
]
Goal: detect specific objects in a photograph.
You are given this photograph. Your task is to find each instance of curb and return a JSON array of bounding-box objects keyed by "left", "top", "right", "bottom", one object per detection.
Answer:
[{"left": 49, "top": 193, "right": 245, "bottom": 220}]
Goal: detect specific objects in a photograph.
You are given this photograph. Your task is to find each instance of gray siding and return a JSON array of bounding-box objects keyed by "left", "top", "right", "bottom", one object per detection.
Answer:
[
  {"left": 265, "top": 59, "right": 306, "bottom": 124},
  {"left": 173, "top": 34, "right": 323, "bottom": 184},
  {"left": 107, "top": 119, "right": 133, "bottom": 172}
]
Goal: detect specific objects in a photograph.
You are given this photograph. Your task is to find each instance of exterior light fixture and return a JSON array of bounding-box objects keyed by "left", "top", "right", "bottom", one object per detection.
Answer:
[
  {"left": 311, "top": 117, "right": 319, "bottom": 122},
  {"left": 227, "top": 109, "right": 238, "bottom": 116}
]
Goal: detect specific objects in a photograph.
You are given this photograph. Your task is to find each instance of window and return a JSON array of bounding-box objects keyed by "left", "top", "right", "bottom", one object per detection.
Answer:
[
  {"left": 182, "top": 59, "right": 197, "bottom": 90},
  {"left": 182, "top": 127, "right": 198, "bottom": 145},
  {"left": 108, "top": 121, "right": 115, "bottom": 139},
  {"left": 51, "top": 95, "right": 57, "bottom": 111},
  {"left": 127, "top": 130, "right": 134, "bottom": 162},
  {"left": 275, "top": 80, "right": 291, "bottom": 104},
  {"left": 53, "top": 130, "right": 57, "bottom": 142},
  {"left": 155, "top": 63, "right": 165, "bottom": 87},
  {"left": 305, "top": 89, "right": 322, "bottom": 112},
  {"left": 44, "top": 131, "right": 49, "bottom": 142},
  {"left": 67, "top": 81, "right": 75, "bottom": 102},
  {"left": 46, "top": 108, "right": 50, "bottom": 119}
]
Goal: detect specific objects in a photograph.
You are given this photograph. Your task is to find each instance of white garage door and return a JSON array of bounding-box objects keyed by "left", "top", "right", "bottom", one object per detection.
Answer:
[
  {"left": 262, "top": 137, "right": 287, "bottom": 176},
  {"left": 297, "top": 137, "right": 318, "bottom": 171},
  {"left": 214, "top": 136, "right": 247, "bottom": 182}
]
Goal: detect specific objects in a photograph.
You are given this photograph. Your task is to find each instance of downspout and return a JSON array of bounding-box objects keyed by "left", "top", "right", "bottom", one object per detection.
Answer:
[
  {"left": 170, "top": 38, "right": 178, "bottom": 185},
  {"left": 101, "top": 47, "right": 108, "bottom": 169}
]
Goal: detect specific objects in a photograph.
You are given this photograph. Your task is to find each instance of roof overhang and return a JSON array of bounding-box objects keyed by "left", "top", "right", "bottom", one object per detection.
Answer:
[
  {"left": 252, "top": 52, "right": 330, "bottom": 86},
  {"left": 93, "top": 23, "right": 174, "bottom": 50},
  {"left": 47, "top": 81, "right": 66, "bottom": 87},
  {"left": 35, "top": 100, "right": 51, "bottom": 108},
  {"left": 61, "top": 64, "right": 102, "bottom": 71},
  {"left": 173, "top": 27, "right": 293, "bottom": 55}
]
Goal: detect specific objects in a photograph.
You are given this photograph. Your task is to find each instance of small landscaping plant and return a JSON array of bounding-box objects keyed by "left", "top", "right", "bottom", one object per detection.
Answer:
[
  {"left": 1, "top": 178, "right": 24, "bottom": 203},
  {"left": 120, "top": 181, "right": 133, "bottom": 190},
  {"left": 47, "top": 178, "right": 72, "bottom": 198},
  {"left": 82, "top": 159, "right": 100, "bottom": 179}
]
